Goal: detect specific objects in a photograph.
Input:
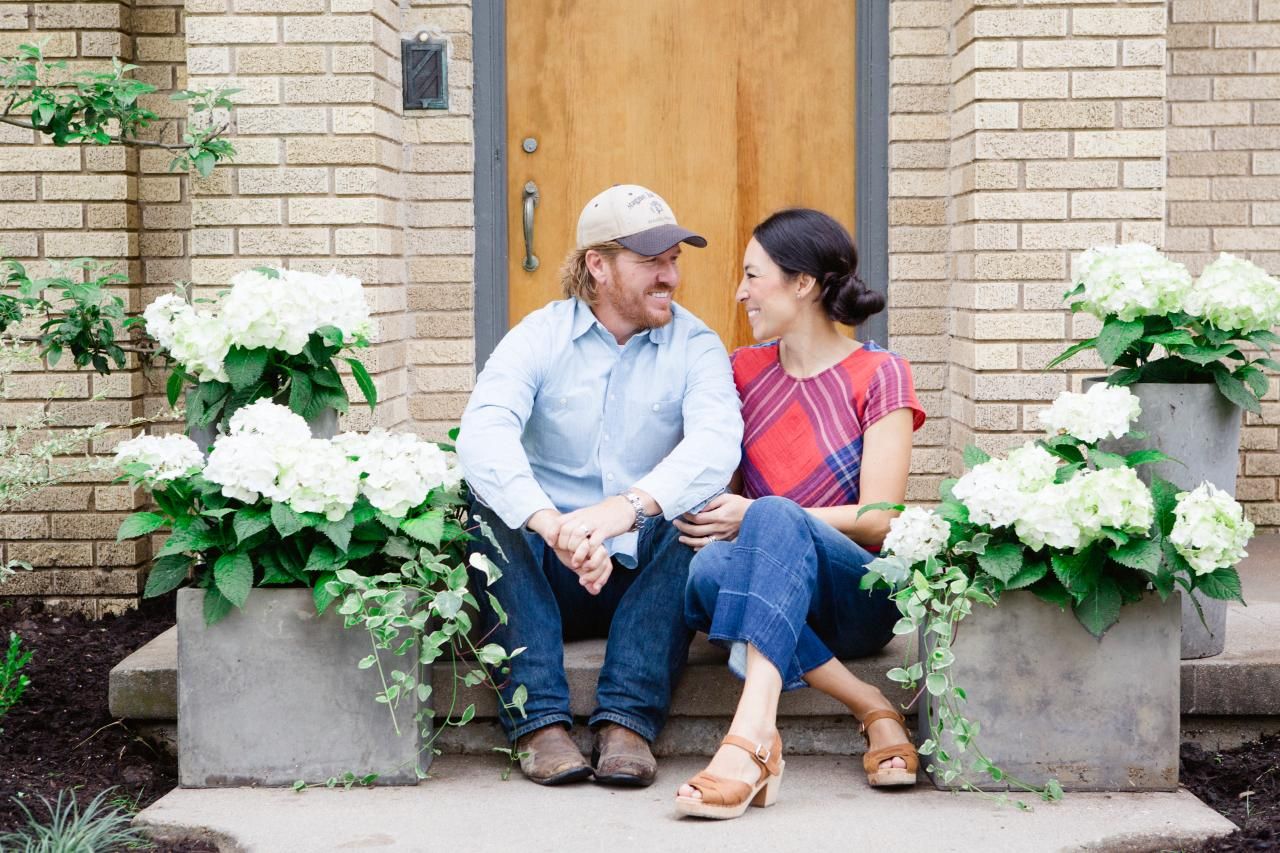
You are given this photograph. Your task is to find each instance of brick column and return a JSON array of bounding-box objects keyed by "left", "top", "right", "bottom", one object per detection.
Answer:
[
  {"left": 0, "top": 2, "right": 148, "bottom": 616},
  {"left": 402, "top": 1, "right": 473, "bottom": 441},
  {"left": 947, "top": 2, "right": 1167, "bottom": 463},
  {"left": 887, "top": 0, "right": 953, "bottom": 503},
  {"left": 1167, "top": 0, "right": 1280, "bottom": 528},
  {"left": 183, "top": 0, "right": 408, "bottom": 429}
]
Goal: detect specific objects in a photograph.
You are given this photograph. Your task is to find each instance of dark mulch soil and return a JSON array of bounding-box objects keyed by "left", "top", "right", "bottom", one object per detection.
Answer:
[
  {"left": 0, "top": 594, "right": 214, "bottom": 851},
  {"left": 1183, "top": 736, "right": 1280, "bottom": 851}
]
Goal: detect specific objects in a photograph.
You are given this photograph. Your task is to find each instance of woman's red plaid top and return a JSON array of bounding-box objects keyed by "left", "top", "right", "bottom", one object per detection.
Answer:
[{"left": 733, "top": 340, "right": 926, "bottom": 507}]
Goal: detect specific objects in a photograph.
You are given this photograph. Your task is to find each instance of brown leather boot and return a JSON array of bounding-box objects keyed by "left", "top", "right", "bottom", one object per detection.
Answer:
[
  {"left": 591, "top": 723, "right": 657, "bottom": 787},
  {"left": 515, "top": 725, "right": 592, "bottom": 786}
]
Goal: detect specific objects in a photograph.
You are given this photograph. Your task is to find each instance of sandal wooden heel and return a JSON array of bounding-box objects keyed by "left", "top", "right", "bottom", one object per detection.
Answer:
[
  {"left": 860, "top": 709, "right": 918, "bottom": 788},
  {"left": 675, "top": 733, "right": 784, "bottom": 820}
]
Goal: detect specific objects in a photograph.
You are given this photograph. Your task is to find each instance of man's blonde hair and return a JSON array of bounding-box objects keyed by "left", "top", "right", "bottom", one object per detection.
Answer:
[{"left": 559, "top": 240, "right": 625, "bottom": 303}]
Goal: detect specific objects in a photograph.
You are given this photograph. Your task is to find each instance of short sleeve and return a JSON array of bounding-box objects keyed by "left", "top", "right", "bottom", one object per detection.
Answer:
[{"left": 863, "top": 354, "right": 926, "bottom": 431}]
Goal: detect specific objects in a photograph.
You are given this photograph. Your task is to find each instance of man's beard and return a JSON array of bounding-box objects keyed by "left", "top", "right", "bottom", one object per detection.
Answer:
[{"left": 605, "top": 282, "right": 675, "bottom": 331}]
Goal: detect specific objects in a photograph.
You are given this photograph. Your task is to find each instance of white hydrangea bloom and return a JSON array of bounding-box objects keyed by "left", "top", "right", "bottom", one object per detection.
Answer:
[
  {"left": 1169, "top": 482, "right": 1254, "bottom": 576},
  {"left": 1038, "top": 384, "right": 1142, "bottom": 444},
  {"left": 229, "top": 399, "right": 312, "bottom": 444},
  {"left": 1013, "top": 483, "right": 1084, "bottom": 552},
  {"left": 1004, "top": 443, "right": 1060, "bottom": 492},
  {"left": 1074, "top": 243, "right": 1193, "bottom": 322},
  {"left": 220, "top": 269, "right": 318, "bottom": 355},
  {"left": 952, "top": 461, "right": 1023, "bottom": 529},
  {"left": 334, "top": 429, "right": 460, "bottom": 517},
  {"left": 203, "top": 433, "right": 286, "bottom": 504},
  {"left": 165, "top": 309, "right": 232, "bottom": 383},
  {"left": 141, "top": 294, "right": 192, "bottom": 351},
  {"left": 114, "top": 433, "right": 204, "bottom": 483},
  {"left": 273, "top": 439, "right": 361, "bottom": 521},
  {"left": 1183, "top": 253, "right": 1280, "bottom": 334},
  {"left": 1068, "top": 467, "right": 1154, "bottom": 541},
  {"left": 294, "top": 269, "right": 373, "bottom": 343},
  {"left": 882, "top": 507, "right": 951, "bottom": 566},
  {"left": 953, "top": 443, "right": 1058, "bottom": 529}
]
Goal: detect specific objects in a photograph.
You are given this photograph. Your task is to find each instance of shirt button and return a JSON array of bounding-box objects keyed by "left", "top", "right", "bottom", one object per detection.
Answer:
[
  {"left": 651, "top": 403, "right": 660, "bottom": 411},
  {"left": 606, "top": 473, "right": 615, "bottom": 481},
  {"left": 603, "top": 434, "right": 610, "bottom": 441},
  {"left": 609, "top": 394, "right": 616, "bottom": 401},
  {"left": 560, "top": 397, "right": 567, "bottom": 406}
]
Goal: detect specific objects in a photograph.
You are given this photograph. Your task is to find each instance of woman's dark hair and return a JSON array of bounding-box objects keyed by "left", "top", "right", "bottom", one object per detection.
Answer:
[{"left": 752, "top": 208, "right": 885, "bottom": 326}]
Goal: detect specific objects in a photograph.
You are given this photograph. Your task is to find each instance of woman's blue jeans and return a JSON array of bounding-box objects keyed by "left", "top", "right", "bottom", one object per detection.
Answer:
[
  {"left": 685, "top": 496, "right": 898, "bottom": 691},
  {"left": 468, "top": 501, "right": 695, "bottom": 743}
]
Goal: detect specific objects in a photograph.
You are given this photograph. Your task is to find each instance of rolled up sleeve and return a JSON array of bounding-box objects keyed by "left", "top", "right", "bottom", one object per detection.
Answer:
[
  {"left": 632, "top": 327, "right": 743, "bottom": 519},
  {"left": 456, "top": 323, "right": 556, "bottom": 530}
]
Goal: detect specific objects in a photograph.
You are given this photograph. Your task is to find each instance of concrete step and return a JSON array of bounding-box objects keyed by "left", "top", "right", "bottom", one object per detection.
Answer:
[
  {"left": 111, "top": 538, "right": 1280, "bottom": 755},
  {"left": 135, "top": 754, "right": 1237, "bottom": 853}
]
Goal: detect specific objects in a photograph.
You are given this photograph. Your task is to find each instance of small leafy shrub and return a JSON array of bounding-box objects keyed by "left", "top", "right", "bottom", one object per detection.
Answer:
[{"left": 0, "top": 631, "right": 33, "bottom": 723}]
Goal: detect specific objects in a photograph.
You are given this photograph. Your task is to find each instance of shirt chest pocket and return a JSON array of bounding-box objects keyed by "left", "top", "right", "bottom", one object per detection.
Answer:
[
  {"left": 525, "top": 389, "right": 599, "bottom": 469},
  {"left": 623, "top": 397, "right": 684, "bottom": 460}
]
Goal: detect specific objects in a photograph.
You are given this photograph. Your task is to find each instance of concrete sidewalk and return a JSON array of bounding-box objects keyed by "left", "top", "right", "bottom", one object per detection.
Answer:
[{"left": 137, "top": 755, "right": 1236, "bottom": 853}]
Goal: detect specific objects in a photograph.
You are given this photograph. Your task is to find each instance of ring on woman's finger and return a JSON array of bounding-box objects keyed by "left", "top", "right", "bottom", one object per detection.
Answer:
[
  {"left": 578, "top": 524, "right": 592, "bottom": 534},
  {"left": 707, "top": 534, "right": 719, "bottom": 542}
]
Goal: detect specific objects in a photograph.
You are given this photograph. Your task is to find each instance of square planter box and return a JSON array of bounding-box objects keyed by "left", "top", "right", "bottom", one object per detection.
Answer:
[
  {"left": 918, "top": 590, "right": 1180, "bottom": 792},
  {"left": 177, "top": 587, "right": 425, "bottom": 787}
]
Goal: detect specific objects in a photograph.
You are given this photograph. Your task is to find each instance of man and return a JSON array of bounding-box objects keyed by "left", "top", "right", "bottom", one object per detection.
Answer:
[{"left": 457, "top": 184, "right": 742, "bottom": 787}]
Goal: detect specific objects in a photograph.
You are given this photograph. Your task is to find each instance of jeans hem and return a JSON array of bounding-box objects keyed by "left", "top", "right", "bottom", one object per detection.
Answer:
[
  {"left": 507, "top": 712, "right": 574, "bottom": 744},
  {"left": 587, "top": 711, "right": 657, "bottom": 743},
  {"left": 707, "top": 631, "right": 810, "bottom": 692}
]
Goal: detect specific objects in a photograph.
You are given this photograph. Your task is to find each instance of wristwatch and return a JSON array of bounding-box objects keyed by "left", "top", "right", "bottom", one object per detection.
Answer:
[{"left": 621, "top": 490, "right": 648, "bottom": 532}]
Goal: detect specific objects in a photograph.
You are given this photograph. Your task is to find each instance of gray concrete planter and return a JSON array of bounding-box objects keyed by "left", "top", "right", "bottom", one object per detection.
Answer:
[
  {"left": 919, "top": 590, "right": 1180, "bottom": 792},
  {"left": 177, "top": 588, "right": 423, "bottom": 787},
  {"left": 1089, "top": 379, "right": 1240, "bottom": 659}
]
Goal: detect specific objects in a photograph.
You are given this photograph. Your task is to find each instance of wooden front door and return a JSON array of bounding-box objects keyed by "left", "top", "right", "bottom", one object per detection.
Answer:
[{"left": 506, "top": 0, "right": 857, "bottom": 350}]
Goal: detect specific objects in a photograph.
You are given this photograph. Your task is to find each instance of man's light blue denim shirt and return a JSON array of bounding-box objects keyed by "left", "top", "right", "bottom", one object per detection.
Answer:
[{"left": 457, "top": 297, "right": 743, "bottom": 567}]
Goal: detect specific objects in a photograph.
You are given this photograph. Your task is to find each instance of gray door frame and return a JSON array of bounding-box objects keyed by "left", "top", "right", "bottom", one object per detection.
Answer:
[{"left": 472, "top": 0, "right": 891, "bottom": 368}]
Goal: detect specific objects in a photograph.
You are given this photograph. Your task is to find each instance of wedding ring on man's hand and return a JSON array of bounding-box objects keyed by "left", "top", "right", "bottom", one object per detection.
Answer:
[
  {"left": 578, "top": 524, "right": 593, "bottom": 534},
  {"left": 707, "top": 535, "right": 719, "bottom": 542}
]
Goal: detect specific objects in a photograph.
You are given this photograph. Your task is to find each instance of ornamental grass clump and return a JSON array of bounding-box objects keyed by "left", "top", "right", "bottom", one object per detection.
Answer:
[
  {"left": 1051, "top": 244, "right": 1280, "bottom": 413},
  {"left": 143, "top": 267, "right": 378, "bottom": 433},
  {"left": 861, "top": 384, "right": 1252, "bottom": 803},
  {"left": 114, "top": 403, "right": 527, "bottom": 774}
]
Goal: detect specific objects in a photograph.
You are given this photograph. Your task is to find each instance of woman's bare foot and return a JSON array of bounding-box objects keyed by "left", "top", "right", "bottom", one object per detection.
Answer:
[{"left": 676, "top": 727, "right": 778, "bottom": 800}]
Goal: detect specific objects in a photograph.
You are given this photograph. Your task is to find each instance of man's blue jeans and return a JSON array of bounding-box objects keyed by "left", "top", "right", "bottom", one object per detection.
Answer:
[
  {"left": 469, "top": 501, "right": 695, "bottom": 744},
  {"left": 685, "top": 496, "right": 899, "bottom": 691}
]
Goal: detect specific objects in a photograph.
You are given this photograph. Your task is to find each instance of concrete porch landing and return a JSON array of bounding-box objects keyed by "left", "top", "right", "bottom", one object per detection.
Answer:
[{"left": 136, "top": 754, "right": 1236, "bottom": 853}]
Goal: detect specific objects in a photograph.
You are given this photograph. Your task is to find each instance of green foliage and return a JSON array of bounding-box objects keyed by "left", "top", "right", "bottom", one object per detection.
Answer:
[
  {"left": 1, "top": 41, "right": 237, "bottom": 174},
  {"left": 0, "top": 787, "right": 149, "bottom": 853},
  {"left": 1048, "top": 298, "right": 1275, "bottom": 413},
  {"left": 0, "top": 260, "right": 128, "bottom": 375},
  {"left": 176, "top": 333, "right": 375, "bottom": 433},
  {"left": 0, "top": 631, "right": 33, "bottom": 722}
]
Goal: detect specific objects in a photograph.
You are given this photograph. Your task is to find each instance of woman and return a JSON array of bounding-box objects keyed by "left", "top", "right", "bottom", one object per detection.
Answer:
[{"left": 673, "top": 208, "right": 925, "bottom": 819}]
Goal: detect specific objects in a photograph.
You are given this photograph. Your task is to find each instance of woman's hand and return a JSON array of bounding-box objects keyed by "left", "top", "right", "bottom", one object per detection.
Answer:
[{"left": 674, "top": 493, "right": 753, "bottom": 550}]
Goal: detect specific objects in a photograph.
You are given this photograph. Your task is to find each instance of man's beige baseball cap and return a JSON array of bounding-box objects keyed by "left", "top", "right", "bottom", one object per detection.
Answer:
[{"left": 576, "top": 184, "right": 708, "bottom": 256}]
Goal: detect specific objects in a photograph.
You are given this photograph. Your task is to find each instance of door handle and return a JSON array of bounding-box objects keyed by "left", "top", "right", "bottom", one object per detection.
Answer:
[{"left": 522, "top": 180, "right": 540, "bottom": 272}]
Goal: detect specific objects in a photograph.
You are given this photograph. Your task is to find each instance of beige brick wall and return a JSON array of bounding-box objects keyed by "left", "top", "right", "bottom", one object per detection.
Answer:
[
  {"left": 0, "top": 1, "right": 154, "bottom": 616},
  {"left": 887, "top": 0, "right": 953, "bottom": 503},
  {"left": 1168, "top": 0, "right": 1280, "bottom": 527},
  {"left": 182, "top": 0, "right": 410, "bottom": 433},
  {"left": 403, "top": 1, "right": 475, "bottom": 440},
  {"left": 941, "top": 0, "right": 1167, "bottom": 479}
]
